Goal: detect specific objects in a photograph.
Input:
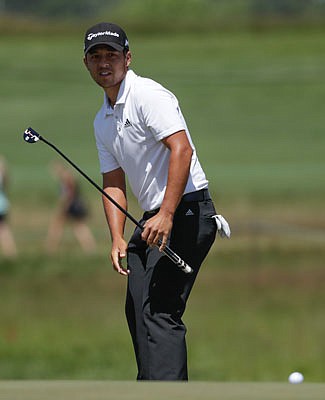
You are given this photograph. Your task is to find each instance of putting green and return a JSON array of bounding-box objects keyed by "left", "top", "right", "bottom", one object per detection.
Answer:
[{"left": 0, "top": 381, "right": 324, "bottom": 400}]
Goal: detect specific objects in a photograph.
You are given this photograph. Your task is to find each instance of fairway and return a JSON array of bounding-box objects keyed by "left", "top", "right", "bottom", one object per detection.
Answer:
[{"left": 0, "top": 381, "right": 324, "bottom": 400}]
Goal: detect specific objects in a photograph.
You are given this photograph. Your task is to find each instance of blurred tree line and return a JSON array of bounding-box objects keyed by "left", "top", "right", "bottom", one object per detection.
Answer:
[
  {"left": 1, "top": 0, "right": 324, "bottom": 19},
  {"left": 0, "top": 0, "right": 113, "bottom": 17},
  {"left": 251, "top": 0, "right": 323, "bottom": 16},
  {"left": 1, "top": 0, "right": 325, "bottom": 34}
]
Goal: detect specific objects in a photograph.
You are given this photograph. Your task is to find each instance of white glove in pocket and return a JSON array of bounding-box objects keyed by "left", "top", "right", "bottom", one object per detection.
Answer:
[{"left": 212, "top": 214, "right": 231, "bottom": 238}]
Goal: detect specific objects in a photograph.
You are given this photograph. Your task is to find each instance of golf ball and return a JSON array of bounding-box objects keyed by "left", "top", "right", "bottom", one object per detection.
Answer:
[{"left": 288, "top": 371, "right": 304, "bottom": 384}]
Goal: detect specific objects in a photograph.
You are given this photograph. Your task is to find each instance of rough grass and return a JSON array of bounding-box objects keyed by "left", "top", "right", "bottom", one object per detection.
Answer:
[{"left": 1, "top": 234, "right": 324, "bottom": 381}]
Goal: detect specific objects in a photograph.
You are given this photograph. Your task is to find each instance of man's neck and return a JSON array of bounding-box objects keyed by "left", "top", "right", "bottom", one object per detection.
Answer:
[{"left": 105, "top": 87, "right": 119, "bottom": 108}]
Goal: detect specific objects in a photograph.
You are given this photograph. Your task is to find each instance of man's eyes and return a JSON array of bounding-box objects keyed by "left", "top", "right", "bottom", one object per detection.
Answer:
[{"left": 91, "top": 53, "right": 118, "bottom": 60}]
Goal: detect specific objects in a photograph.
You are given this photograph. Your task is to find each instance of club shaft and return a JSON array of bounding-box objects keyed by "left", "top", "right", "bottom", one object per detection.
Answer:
[
  {"left": 41, "top": 136, "right": 141, "bottom": 228},
  {"left": 39, "top": 136, "right": 193, "bottom": 274}
]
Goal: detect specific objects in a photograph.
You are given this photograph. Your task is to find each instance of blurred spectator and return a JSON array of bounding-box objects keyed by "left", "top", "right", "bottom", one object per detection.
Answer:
[
  {"left": 0, "top": 156, "right": 18, "bottom": 258},
  {"left": 45, "top": 161, "right": 96, "bottom": 254}
]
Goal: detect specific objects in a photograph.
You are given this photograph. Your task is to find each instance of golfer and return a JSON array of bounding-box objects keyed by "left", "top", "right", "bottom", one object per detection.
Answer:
[
  {"left": 83, "top": 22, "right": 230, "bottom": 380},
  {"left": 0, "top": 156, "right": 17, "bottom": 258},
  {"left": 45, "top": 161, "right": 96, "bottom": 254}
]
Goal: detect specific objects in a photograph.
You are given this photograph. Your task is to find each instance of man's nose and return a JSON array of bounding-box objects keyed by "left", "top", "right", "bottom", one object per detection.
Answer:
[{"left": 99, "top": 57, "right": 110, "bottom": 68}]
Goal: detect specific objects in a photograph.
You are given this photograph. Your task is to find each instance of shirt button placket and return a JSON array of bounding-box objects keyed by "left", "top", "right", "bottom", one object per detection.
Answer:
[{"left": 114, "top": 112, "right": 120, "bottom": 132}]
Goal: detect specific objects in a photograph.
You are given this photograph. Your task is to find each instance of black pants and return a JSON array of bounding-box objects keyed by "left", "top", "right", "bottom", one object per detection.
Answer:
[{"left": 126, "top": 194, "right": 217, "bottom": 381}]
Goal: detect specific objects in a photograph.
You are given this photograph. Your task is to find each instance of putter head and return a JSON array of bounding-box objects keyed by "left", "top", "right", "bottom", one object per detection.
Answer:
[{"left": 24, "top": 127, "right": 41, "bottom": 143}]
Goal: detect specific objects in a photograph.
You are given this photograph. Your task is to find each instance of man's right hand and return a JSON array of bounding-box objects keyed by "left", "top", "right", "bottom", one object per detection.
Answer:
[{"left": 110, "top": 237, "right": 130, "bottom": 276}]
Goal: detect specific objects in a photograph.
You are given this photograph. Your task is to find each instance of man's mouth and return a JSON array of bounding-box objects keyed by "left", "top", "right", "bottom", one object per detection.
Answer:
[{"left": 99, "top": 71, "right": 111, "bottom": 76}]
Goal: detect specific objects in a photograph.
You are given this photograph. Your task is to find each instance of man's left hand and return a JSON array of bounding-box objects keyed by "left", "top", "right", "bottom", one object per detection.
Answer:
[{"left": 141, "top": 211, "right": 173, "bottom": 252}]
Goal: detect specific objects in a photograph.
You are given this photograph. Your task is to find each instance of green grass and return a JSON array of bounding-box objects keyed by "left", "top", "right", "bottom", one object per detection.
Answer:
[
  {"left": 0, "top": 28, "right": 325, "bottom": 381},
  {"left": 1, "top": 244, "right": 324, "bottom": 381},
  {"left": 1, "top": 30, "right": 325, "bottom": 204}
]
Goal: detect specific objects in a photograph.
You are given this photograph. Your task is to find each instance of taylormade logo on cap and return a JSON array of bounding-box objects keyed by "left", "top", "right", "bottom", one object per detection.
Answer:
[
  {"left": 87, "top": 31, "right": 120, "bottom": 41},
  {"left": 84, "top": 22, "right": 129, "bottom": 54}
]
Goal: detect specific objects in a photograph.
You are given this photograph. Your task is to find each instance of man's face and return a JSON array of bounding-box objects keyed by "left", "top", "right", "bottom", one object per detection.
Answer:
[{"left": 84, "top": 45, "right": 131, "bottom": 91}]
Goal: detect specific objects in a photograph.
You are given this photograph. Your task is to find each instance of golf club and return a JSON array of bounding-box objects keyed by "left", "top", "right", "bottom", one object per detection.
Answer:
[{"left": 23, "top": 127, "right": 193, "bottom": 274}]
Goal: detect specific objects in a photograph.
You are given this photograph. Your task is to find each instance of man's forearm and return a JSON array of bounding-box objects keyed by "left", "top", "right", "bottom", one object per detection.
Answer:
[
  {"left": 160, "top": 132, "right": 193, "bottom": 216},
  {"left": 102, "top": 187, "right": 127, "bottom": 241},
  {"left": 102, "top": 168, "right": 128, "bottom": 241}
]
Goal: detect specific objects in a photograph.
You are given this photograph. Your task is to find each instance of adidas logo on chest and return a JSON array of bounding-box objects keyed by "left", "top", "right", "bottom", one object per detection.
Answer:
[{"left": 124, "top": 118, "right": 132, "bottom": 128}]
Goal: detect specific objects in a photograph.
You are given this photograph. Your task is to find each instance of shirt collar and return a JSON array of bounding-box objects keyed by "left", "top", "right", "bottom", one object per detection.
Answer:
[{"left": 104, "top": 69, "right": 136, "bottom": 116}]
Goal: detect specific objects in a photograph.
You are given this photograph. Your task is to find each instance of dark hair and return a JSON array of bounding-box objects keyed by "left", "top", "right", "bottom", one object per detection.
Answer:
[{"left": 86, "top": 45, "right": 129, "bottom": 56}]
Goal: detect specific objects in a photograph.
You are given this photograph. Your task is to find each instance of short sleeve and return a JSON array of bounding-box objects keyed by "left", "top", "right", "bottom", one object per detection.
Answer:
[
  {"left": 137, "top": 82, "right": 186, "bottom": 141},
  {"left": 95, "top": 127, "right": 120, "bottom": 174}
]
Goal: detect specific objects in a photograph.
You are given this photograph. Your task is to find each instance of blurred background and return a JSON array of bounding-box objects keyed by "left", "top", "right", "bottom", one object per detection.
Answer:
[{"left": 0, "top": 0, "right": 324, "bottom": 381}]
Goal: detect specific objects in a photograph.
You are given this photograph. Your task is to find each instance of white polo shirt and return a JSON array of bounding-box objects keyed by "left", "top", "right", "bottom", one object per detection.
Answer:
[{"left": 94, "top": 69, "right": 208, "bottom": 211}]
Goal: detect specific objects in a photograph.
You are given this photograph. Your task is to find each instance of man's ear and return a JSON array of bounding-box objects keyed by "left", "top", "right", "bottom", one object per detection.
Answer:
[
  {"left": 83, "top": 56, "right": 89, "bottom": 70},
  {"left": 125, "top": 51, "right": 132, "bottom": 68}
]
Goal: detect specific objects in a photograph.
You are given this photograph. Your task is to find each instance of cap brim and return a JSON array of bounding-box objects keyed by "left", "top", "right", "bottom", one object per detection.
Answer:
[{"left": 84, "top": 41, "right": 124, "bottom": 54}]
